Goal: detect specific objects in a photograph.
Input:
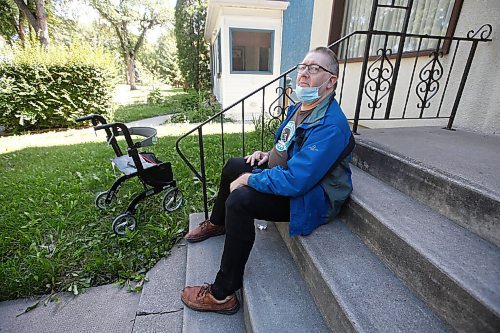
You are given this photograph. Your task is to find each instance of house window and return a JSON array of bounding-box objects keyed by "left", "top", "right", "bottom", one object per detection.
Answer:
[
  {"left": 212, "top": 32, "right": 222, "bottom": 76},
  {"left": 217, "top": 32, "right": 222, "bottom": 75},
  {"left": 230, "top": 29, "right": 273, "bottom": 73},
  {"left": 329, "top": 0, "right": 463, "bottom": 59}
]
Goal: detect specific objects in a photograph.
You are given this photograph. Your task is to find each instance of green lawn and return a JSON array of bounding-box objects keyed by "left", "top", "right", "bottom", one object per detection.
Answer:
[
  {"left": 112, "top": 89, "right": 199, "bottom": 123},
  {"left": 113, "top": 85, "right": 182, "bottom": 104},
  {"left": 0, "top": 131, "right": 266, "bottom": 301},
  {"left": 112, "top": 103, "right": 178, "bottom": 123}
]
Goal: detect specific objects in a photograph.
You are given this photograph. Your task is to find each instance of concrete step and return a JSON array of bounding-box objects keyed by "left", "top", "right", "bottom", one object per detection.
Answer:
[
  {"left": 184, "top": 214, "right": 329, "bottom": 333},
  {"left": 345, "top": 166, "right": 500, "bottom": 332},
  {"left": 351, "top": 127, "right": 500, "bottom": 247},
  {"left": 275, "top": 220, "right": 449, "bottom": 333},
  {"left": 133, "top": 241, "right": 187, "bottom": 333},
  {"left": 243, "top": 220, "right": 330, "bottom": 332},
  {"left": 183, "top": 213, "right": 246, "bottom": 333}
]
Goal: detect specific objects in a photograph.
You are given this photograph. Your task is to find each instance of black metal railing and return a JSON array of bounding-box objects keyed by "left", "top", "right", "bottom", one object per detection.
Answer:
[
  {"left": 176, "top": 0, "right": 492, "bottom": 219},
  {"left": 337, "top": 25, "right": 493, "bottom": 132},
  {"left": 175, "top": 65, "right": 297, "bottom": 218}
]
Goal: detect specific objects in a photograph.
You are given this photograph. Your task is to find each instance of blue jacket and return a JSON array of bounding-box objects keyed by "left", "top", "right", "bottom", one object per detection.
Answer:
[{"left": 247, "top": 96, "right": 353, "bottom": 236}]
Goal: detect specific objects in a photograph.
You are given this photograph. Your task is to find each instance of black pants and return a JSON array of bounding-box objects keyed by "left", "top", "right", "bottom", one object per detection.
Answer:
[{"left": 210, "top": 157, "right": 290, "bottom": 298}]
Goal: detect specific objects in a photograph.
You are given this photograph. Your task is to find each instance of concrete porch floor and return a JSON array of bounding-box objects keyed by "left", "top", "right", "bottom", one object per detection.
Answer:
[{"left": 354, "top": 126, "right": 500, "bottom": 201}]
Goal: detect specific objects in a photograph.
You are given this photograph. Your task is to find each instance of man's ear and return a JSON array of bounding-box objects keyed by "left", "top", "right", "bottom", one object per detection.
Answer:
[{"left": 327, "top": 75, "right": 338, "bottom": 89}]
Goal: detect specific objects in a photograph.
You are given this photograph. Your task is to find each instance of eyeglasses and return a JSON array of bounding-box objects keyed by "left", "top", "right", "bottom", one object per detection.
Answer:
[{"left": 296, "top": 63, "right": 335, "bottom": 75}]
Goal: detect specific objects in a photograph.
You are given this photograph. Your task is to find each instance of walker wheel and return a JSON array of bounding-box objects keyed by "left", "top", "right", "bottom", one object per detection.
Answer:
[
  {"left": 95, "top": 191, "right": 116, "bottom": 210},
  {"left": 162, "top": 188, "right": 183, "bottom": 212},
  {"left": 112, "top": 213, "right": 137, "bottom": 235}
]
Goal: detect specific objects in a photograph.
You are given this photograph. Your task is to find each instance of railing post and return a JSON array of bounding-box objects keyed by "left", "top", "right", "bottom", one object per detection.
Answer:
[
  {"left": 384, "top": 0, "right": 413, "bottom": 119},
  {"left": 261, "top": 89, "right": 265, "bottom": 151},
  {"left": 353, "top": 0, "right": 378, "bottom": 134},
  {"left": 220, "top": 114, "right": 225, "bottom": 164},
  {"left": 338, "top": 36, "right": 350, "bottom": 106},
  {"left": 283, "top": 76, "right": 292, "bottom": 121},
  {"left": 241, "top": 101, "right": 245, "bottom": 157},
  {"left": 446, "top": 41, "right": 478, "bottom": 130},
  {"left": 198, "top": 127, "right": 209, "bottom": 220}
]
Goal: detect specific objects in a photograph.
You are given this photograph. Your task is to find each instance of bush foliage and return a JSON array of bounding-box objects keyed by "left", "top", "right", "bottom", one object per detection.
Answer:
[
  {"left": 147, "top": 88, "right": 164, "bottom": 104},
  {"left": 169, "top": 90, "right": 223, "bottom": 123},
  {"left": 0, "top": 42, "right": 118, "bottom": 133}
]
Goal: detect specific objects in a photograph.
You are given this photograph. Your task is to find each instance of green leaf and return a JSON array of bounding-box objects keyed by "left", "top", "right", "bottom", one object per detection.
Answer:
[{"left": 17, "top": 301, "right": 40, "bottom": 317}]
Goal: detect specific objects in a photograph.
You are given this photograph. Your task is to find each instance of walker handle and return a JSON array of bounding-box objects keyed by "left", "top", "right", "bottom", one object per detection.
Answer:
[
  {"left": 75, "top": 115, "right": 96, "bottom": 122},
  {"left": 75, "top": 114, "right": 108, "bottom": 126},
  {"left": 94, "top": 123, "right": 114, "bottom": 131},
  {"left": 94, "top": 123, "right": 134, "bottom": 148}
]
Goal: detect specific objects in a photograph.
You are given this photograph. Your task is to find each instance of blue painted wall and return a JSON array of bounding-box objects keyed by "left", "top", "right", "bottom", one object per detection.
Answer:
[{"left": 280, "top": 0, "right": 314, "bottom": 82}]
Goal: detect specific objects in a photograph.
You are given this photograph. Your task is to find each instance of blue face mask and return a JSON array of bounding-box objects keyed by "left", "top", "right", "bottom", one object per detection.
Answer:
[{"left": 295, "top": 77, "right": 331, "bottom": 104}]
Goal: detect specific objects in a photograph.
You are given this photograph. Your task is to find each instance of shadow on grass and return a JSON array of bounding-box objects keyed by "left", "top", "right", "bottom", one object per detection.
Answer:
[{"left": 0, "top": 131, "right": 268, "bottom": 301}]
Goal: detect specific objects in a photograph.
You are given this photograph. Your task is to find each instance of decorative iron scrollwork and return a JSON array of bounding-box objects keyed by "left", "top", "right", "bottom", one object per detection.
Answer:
[
  {"left": 267, "top": 85, "right": 294, "bottom": 135},
  {"left": 364, "top": 48, "right": 394, "bottom": 115},
  {"left": 416, "top": 51, "right": 444, "bottom": 112},
  {"left": 467, "top": 24, "right": 493, "bottom": 40}
]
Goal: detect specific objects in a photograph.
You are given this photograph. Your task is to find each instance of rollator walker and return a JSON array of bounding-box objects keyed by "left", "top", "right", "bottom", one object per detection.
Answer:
[{"left": 76, "top": 114, "right": 183, "bottom": 235}]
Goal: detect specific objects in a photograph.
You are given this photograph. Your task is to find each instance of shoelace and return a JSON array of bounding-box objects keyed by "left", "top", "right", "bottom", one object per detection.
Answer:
[
  {"left": 197, "top": 283, "right": 212, "bottom": 299},
  {"left": 198, "top": 220, "right": 210, "bottom": 230}
]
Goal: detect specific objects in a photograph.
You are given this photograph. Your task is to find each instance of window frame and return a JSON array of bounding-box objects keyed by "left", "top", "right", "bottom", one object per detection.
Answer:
[
  {"left": 215, "top": 31, "right": 222, "bottom": 77},
  {"left": 328, "top": 0, "right": 464, "bottom": 62},
  {"left": 210, "top": 31, "right": 223, "bottom": 84},
  {"left": 229, "top": 27, "right": 275, "bottom": 75}
]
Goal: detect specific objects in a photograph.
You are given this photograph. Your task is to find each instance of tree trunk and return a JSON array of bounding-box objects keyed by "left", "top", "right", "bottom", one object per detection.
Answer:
[
  {"left": 18, "top": 11, "right": 26, "bottom": 45},
  {"left": 126, "top": 53, "right": 137, "bottom": 90},
  {"left": 34, "top": 0, "right": 49, "bottom": 47},
  {"left": 13, "top": 0, "right": 49, "bottom": 47},
  {"left": 8, "top": 16, "right": 18, "bottom": 46}
]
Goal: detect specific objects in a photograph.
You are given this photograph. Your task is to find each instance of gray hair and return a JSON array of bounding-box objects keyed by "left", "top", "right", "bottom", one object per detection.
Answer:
[{"left": 308, "top": 47, "right": 339, "bottom": 76}]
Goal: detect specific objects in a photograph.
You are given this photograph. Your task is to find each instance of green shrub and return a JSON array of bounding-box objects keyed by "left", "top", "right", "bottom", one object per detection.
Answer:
[
  {"left": 147, "top": 88, "right": 163, "bottom": 104},
  {"left": 169, "top": 90, "right": 224, "bottom": 123},
  {"left": 0, "top": 42, "right": 118, "bottom": 133}
]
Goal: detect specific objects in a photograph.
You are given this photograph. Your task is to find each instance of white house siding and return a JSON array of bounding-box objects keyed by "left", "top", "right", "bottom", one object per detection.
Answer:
[
  {"left": 208, "top": 13, "right": 224, "bottom": 103},
  {"left": 451, "top": 0, "right": 500, "bottom": 135},
  {"left": 309, "top": 0, "right": 334, "bottom": 49},
  {"left": 219, "top": 7, "right": 284, "bottom": 122},
  {"left": 305, "top": 0, "right": 499, "bottom": 135},
  {"left": 205, "top": 1, "right": 289, "bottom": 123}
]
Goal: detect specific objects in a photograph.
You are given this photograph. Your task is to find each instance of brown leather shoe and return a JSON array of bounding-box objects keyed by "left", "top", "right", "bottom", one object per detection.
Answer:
[
  {"left": 184, "top": 219, "right": 225, "bottom": 243},
  {"left": 181, "top": 284, "right": 239, "bottom": 315}
]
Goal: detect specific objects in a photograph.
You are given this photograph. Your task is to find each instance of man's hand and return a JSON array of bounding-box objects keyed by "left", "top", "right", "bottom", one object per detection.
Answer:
[
  {"left": 230, "top": 173, "right": 251, "bottom": 192},
  {"left": 245, "top": 151, "right": 269, "bottom": 167}
]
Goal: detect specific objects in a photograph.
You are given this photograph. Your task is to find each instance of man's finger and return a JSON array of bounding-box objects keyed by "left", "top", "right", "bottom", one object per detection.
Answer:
[
  {"left": 230, "top": 181, "right": 239, "bottom": 192},
  {"left": 257, "top": 154, "right": 268, "bottom": 165}
]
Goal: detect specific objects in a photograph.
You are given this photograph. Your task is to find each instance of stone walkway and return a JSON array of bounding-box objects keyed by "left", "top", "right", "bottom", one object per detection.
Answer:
[{"left": 0, "top": 241, "right": 187, "bottom": 333}]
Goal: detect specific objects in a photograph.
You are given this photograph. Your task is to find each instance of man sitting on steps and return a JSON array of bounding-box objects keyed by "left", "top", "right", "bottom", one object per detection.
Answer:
[{"left": 181, "top": 47, "right": 354, "bottom": 314}]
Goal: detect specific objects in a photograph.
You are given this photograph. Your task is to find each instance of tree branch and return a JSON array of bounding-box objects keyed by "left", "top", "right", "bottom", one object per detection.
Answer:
[
  {"left": 10, "top": 14, "right": 20, "bottom": 35},
  {"left": 13, "top": 0, "right": 37, "bottom": 31},
  {"left": 113, "top": 24, "right": 128, "bottom": 57},
  {"left": 133, "top": 19, "right": 155, "bottom": 54}
]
